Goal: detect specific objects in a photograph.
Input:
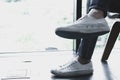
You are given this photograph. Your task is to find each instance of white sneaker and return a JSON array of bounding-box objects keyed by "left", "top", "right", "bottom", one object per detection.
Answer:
[
  {"left": 55, "top": 15, "right": 110, "bottom": 39},
  {"left": 51, "top": 58, "right": 93, "bottom": 77}
]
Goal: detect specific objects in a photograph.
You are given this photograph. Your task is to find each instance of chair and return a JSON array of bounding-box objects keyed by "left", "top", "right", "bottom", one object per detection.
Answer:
[{"left": 102, "top": 13, "right": 120, "bottom": 61}]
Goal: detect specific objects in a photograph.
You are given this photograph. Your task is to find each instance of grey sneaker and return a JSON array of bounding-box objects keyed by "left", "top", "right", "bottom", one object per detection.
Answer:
[
  {"left": 51, "top": 58, "right": 93, "bottom": 77},
  {"left": 55, "top": 15, "right": 110, "bottom": 39}
]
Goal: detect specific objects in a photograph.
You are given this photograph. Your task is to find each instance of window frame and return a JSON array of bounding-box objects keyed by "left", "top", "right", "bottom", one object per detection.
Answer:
[{"left": 74, "top": 0, "right": 82, "bottom": 53}]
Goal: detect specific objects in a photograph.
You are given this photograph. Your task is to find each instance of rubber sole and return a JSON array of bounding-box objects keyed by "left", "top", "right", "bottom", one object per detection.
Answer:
[
  {"left": 51, "top": 70, "right": 93, "bottom": 77},
  {"left": 55, "top": 30, "right": 109, "bottom": 39}
]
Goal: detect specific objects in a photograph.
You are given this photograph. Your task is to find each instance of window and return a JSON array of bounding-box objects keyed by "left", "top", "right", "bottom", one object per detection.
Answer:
[{"left": 0, "top": 0, "right": 74, "bottom": 52}]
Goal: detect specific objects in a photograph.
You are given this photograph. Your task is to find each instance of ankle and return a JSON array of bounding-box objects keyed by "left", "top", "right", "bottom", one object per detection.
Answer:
[
  {"left": 77, "top": 57, "right": 90, "bottom": 64},
  {"left": 88, "top": 9, "right": 104, "bottom": 19}
]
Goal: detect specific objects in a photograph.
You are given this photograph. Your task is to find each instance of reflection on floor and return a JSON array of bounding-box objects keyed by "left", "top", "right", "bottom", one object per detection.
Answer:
[{"left": 0, "top": 49, "right": 119, "bottom": 80}]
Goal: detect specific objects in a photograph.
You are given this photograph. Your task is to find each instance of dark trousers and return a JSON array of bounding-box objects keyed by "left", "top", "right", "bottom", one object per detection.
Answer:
[
  {"left": 77, "top": 37, "right": 98, "bottom": 60},
  {"left": 88, "top": 0, "right": 120, "bottom": 17},
  {"left": 77, "top": 0, "right": 120, "bottom": 60}
]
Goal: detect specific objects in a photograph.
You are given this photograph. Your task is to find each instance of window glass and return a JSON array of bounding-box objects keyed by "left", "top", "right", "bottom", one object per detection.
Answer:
[{"left": 0, "top": 0, "right": 74, "bottom": 52}]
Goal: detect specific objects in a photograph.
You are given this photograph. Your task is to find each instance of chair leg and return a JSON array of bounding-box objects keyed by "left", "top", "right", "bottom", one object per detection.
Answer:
[{"left": 102, "top": 22, "right": 120, "bottom": 61}]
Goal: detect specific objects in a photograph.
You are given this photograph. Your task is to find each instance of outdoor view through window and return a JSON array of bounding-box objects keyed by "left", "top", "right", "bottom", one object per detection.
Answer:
[
  {"left": 0, "top": 0, "right": 74, "bottom": 52},
  {"left": 0, "top": 0, "right": 119, "bottom": 53}
]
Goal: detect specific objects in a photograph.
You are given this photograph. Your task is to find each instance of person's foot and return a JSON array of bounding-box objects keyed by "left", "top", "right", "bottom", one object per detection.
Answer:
[
  {"left": 51, "top": 58, "right": 93, "bottom": 77},
  {"left": 55, "top": 15, "right": 110, "bottom": 39}
]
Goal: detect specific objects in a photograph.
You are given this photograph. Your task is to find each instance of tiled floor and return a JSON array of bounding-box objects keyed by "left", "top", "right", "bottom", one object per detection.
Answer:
[{"left": 0, "top": 49, "right": 119, "bottom": 80}]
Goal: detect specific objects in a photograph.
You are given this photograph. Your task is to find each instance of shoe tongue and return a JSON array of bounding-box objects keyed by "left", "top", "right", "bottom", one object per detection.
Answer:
[
  {"left": 78, "top": 15, "right": 96, "bottom": 21},
  {"left": 88, "top": 14, "right": 104, "bottom": 20},
  {"left": 87, "top": 14, "right": 97, "bottom": 19}
]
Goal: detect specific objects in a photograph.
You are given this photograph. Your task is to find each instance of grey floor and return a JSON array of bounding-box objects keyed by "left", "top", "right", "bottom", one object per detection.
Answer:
[{"left": 0, "top": 49, "right": 119, "bottom": 80}]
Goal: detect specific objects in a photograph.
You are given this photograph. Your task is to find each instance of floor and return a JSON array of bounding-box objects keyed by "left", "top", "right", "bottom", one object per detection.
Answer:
[{"left": 0, "top": 48, "right": 119, "bottom": 80}]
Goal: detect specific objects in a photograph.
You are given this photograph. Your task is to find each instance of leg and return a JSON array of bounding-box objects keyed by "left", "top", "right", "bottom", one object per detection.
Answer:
[
  {"left": 77, "top": 36, "right": 98, "bottom": 64},
  {"left": 51, "top": 0, "right": 111, "bottom": 77},
  {"left": 51, "top": 36, "right": 98, "bottom": 77},
  {"left": 88, "top": 0, "right": 109, "bottom": 18},
  {"left": 55, "top": 0, "right": 110, "bottom": 39},
  {"left": 102, "top": 22, "right": 120, "bottom": 61}
]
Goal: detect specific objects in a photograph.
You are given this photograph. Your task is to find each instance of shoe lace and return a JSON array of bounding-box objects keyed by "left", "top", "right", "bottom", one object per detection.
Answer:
[
  {"left": 75, "top": 15, "right": 87, "bottom": 23},
  {"left": 59, "top": 60, "right": 77, "bottom": 69},
  {"left": 78, "top": 15, "right": 87, "bottom": 20}
]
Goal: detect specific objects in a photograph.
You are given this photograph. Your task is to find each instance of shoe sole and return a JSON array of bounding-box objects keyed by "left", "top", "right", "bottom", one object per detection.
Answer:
[
  {"left": 55, "top": 30, "right": 109, "bottom": 39},
  {"left": 51, "top": 70, "right": 93, "bottom": 77}
]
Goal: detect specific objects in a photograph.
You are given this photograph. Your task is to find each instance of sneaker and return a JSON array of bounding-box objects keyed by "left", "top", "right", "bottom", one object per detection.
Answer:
[
  {"left": 55, "top": 15, "right": 110, "bottom": 39},
  {"left": 51, "top": 58, "right": 93, "bottom": 77}
]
